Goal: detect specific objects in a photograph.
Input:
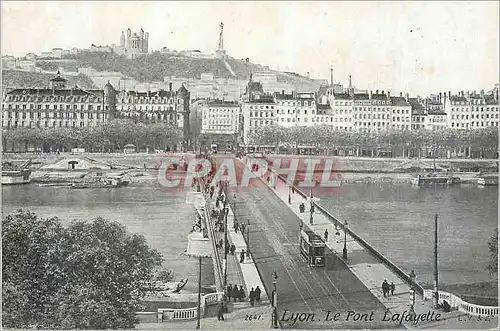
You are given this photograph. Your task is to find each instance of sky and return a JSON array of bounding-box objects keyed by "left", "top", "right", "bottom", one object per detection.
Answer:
[{"left": 1, "top": 1, "right": 499, "bottom": 96}]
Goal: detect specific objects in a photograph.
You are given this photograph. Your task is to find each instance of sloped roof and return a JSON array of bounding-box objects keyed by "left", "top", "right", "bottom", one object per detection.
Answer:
[
  {"left": 409, "top": 98, "right": 425, "bottom": 113},
  {"left": 206, "top": 100, "right": 239, "bottom": 107},
  {"left": 353, "top": 93, "right": 369, "bottom": 100},
  {"left": 450, "top": 96, "right": 467, "bottom": 102},
  {"left": 6, "top": 88, "right": 94, "bottom": 97},
  {"left": 248, "top": 97, "right": 275, "bottom": 104},
  {"left": 275, "top": 93, "right": 295, "bottom": 100},
  {"left": 390, "top": 96, "right": 410, "bottom": 106},
  {"left": 370, "top": 93, "right": 388, "bottom": 101},
  {"left": 333, "top": 93, "right": 350, "bottom": 100},
  {"left": 317, "top": 103, "right": 331, "bottom": 110}
]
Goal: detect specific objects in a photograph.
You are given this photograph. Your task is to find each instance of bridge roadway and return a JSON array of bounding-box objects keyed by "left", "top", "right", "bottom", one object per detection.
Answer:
[{"left": 213, "top": 155, "right": 397, "bottom": 329}]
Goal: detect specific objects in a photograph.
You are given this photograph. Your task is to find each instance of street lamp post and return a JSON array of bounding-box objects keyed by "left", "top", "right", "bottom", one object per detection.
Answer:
[
  {"left": 223, "top": 196, "right": 228, "bottom": 294},
  {"left": 271, "top": 271, "right": 279, "bottom": 329},
  {"left": 334, "top": 224, "right": 341, "bottom": 243},
  {"left": 196, "top": 255, "right": 202, "bottom": 329},
  {"left": 409, "top": 269, "right": 416, "bottom": 318},
  {"left": 342, "top": 220, "right": 348, "bottom": 259},
  {"left": 246, "top": 219, "right": 251, "bottom": 258}
]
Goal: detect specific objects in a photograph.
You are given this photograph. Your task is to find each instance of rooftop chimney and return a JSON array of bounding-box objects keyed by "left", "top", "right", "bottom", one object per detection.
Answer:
[
  {"left": 387, "top": 91, "right": 390, "bottom": 98},
  {"left": 169, "top": 82, "right": 172, "bottom": 92},
  {"left": 400, "top": 92, "right": 403, "bottom": 97},
  {"left": 369, "top": 91, "right": 373, "bottom": 99},
  {"left": 448, "top": 91, "right": 451, "bottom": 98},
  {"left": 405, "top": 92, "right": 409, "bottom": 102},
  {"left": 376, "top": 89, "right": 379, "bottom": 94}
]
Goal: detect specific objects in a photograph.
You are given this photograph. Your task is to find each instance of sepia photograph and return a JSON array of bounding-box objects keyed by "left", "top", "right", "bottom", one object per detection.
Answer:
[{"left": 1, "top": 1, "right": 498, "bottom": 330}]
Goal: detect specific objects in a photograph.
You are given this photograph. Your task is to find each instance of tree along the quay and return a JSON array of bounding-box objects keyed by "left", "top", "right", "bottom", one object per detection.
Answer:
[
  {"left": 2, "top": 210, "right": 165, "bottom": 329},
  {"left": 487, "top": 228, "right": 498, "bottom": 275},
  {"left": 2, "top": 119, "right": 183, "bottom": 153},
  {"left": 246, "top": 126, "right": 498, "bottom": 158}
]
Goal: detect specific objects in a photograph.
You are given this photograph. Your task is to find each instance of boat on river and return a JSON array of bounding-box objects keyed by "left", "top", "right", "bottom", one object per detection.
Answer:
[
  {"left": 70, "top": 172, "right": 130, "bottom": 189},
  {"left": 477, "top": 174, "right": 499, "bottom": 186},
  {"left": 2, "top": 160, "right": 33, "bottom": 185},
  {"left": 411, "top": 173, "right": 461, "bottom": 186}
]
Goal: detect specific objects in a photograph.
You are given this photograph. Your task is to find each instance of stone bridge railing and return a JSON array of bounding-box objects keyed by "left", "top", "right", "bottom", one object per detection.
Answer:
[
  {"left": 423, "top": 290, "right": 498, "bottom": 317},
  {"left": 136, "top": 292, "right": 224, "bottom": 323}
]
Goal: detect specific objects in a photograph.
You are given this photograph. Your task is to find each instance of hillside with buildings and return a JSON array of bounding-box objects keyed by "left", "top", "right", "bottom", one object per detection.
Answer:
[
  {"left": 2, "top": 70, "right": 96, "bottom": 91},
  {"left": 31, "top": 51, "right": 320, "bottom": 91}
]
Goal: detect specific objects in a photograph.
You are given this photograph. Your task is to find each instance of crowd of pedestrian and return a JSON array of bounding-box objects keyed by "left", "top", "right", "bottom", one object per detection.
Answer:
[
  {"left": 382, "top": 280, "right": 396, "bottom": 297},
  {"left": 226, "top": 283, "right": 247, "bottom": 302}
]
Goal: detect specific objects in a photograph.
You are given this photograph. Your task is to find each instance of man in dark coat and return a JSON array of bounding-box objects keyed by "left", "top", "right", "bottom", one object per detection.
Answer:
[
  {"left": 249, "top": 288, "right": 255, "bottom": 307},
  {"left": 232, "top": 284, "right": 239, "bottom": 302},
  {"left": 382, "top": 280, "right": 389, "bottom": 297},
  {"left": 255, "top": 286, "right": 261, "bottom": 302},
  {"left": 230, "top": 244, "right": 236, "bottom": 255},
  {"left": 217, "top": 302, "right": 224, "bottom": 321},
  {"left": 239, "top": 285, "right": 245, "bottom": 302},
  {"left": 227, "top": 283, "right": 232, "bottom": 301},
  {"left": 240, "top": 249, "right": 246, "bottom": 263}
]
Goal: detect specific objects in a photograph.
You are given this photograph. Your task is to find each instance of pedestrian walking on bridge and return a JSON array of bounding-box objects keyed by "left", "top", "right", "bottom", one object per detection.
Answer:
[
  {"left": 390, "top": 282, "right": 395, "bottom": 296},
  {"left": 324, "top": 229, "right": 329, "bottom": 242},
  {"left": 255, "top": 286, "right": 261, "bottom": 303},
  {"left": 227, "top": 284, "right": 233, "bottom": 301},
  {"left": 230, "top": 243, "right": 236, "bottom": 255},
  {"left": 249, "top": 288, "right": 255, "bottom": 307},
  {"left": 239, "top": 285, "right": 246, "bottom": 302},
  {"left": 217, "top": 303, "right": 225, "bottom": 321},
  {"left": 382, "top": 280, "right": 389, "bottom": 297},
  {"left": 232, "top": 284, "right": 239, "bottom": 302},
  {"left": 240, "top": 249, "right": 246, "bottom": 263}
]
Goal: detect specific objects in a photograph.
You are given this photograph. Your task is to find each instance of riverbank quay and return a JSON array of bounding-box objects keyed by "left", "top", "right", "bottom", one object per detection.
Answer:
[
  {"left": 4, "top": 152, "right": 497, "bottom": 172},
  {"left": 240, "top": 157, "right": 498, "bottom": 329}
]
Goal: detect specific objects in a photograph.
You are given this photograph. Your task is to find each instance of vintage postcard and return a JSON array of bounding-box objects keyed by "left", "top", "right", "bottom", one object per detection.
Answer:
[{"left": 1, "top": 1, "right": 498, "bottom": 330}]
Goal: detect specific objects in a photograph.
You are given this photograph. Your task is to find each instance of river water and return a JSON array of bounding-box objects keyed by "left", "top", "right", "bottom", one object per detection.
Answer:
[
  {"left": 1, "top": 183, "right": 215, "bottom": 294},
  {"left": 313, "top": 183, "right": 498, "bottom": 287},
  {"left": 2, "top": 180, "right": 497, "bottom": 290}
]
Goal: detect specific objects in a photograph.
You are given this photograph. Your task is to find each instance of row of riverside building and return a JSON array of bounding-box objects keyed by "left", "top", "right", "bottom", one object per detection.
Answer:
[
  {"left": 200, "top": 75, "right": 499, "bottom": 147},
  {"left": 2, "top": 71, "right": 499, "bottom": 151},
  {"left": 2, "top": 71, "right": 191, "bottom": 151}
]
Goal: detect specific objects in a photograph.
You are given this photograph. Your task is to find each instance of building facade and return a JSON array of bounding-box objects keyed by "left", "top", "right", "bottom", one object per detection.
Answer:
[
  {"left": 115, "top": 82, "right": 190, "bottom": 133},
  {"left": 242, "top": 95, "right": 277, "bottom": 145},
  {"left": 201, "top": 100, "right": 240, "bottom": 135},
  {"left": 444, "top": 89, "right": 499, "bottom": 130},
  {"left": 2, "top": 72, "right": 112, "bottom": 130},
  {"left": 274, "top": 91, "right": 317, "bottom": 127}
]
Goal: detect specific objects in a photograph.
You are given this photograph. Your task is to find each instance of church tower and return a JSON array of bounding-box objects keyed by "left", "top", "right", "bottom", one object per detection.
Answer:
[
  {"left": 120, "top": 31, "right": 125, "bottom": 47},
  {"left": 126, "top": 28, "right": 132, "bottom": 49}
]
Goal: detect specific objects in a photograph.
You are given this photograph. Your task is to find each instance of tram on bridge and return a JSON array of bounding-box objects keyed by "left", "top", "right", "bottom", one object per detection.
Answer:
[{"left": 300, "top": 229, "right": 326, "bottom": 267}]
